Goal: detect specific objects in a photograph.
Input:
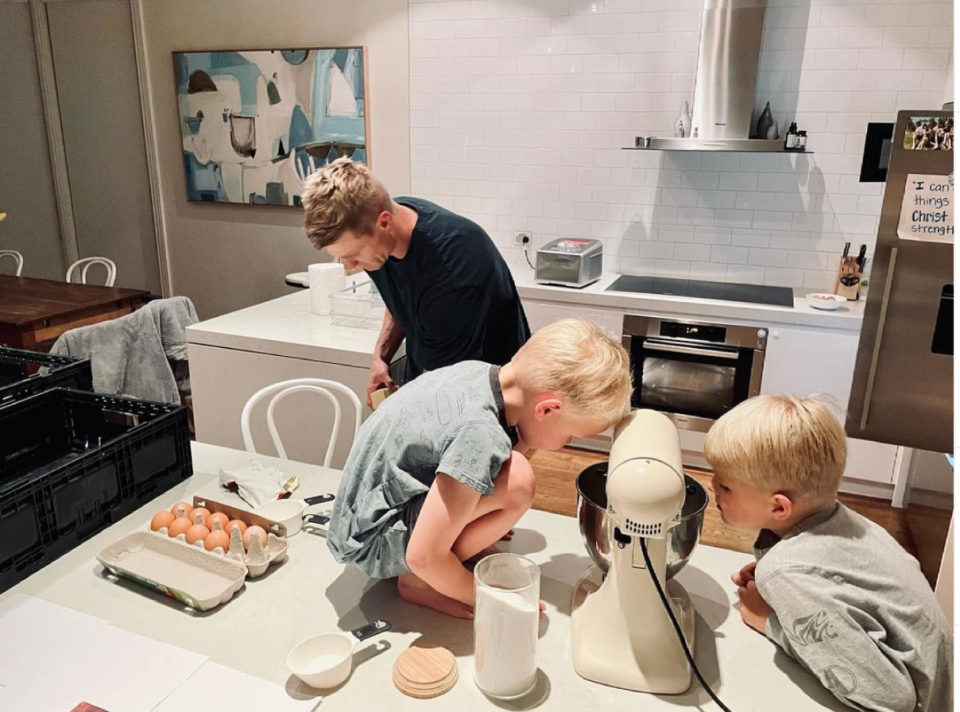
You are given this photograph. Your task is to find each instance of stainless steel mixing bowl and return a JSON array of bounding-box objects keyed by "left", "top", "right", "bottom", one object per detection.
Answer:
[{"left": 576, "top": 461, "right": 708, "bottom": 579}]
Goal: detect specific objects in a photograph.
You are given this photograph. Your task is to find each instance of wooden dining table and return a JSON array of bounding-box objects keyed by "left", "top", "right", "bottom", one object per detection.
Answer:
[{"left": 0, "top": 275, "right": 150, "bottom": 350}]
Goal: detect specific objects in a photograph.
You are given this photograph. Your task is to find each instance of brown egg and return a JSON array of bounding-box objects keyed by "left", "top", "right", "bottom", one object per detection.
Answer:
[
  {"left": 190, "top": 508, "right": 212, "bottom": 528},
  {"left": 204, "top": 529, "right": 230, "bottom": 552},
  {"left": 150, "top": 511, "right": 176, "bottom": 532},
  {"left": 167, "top": 517, "right": 192, "bottom": 539},
  {"left": 243, "top": 525, "right": 267, "bottom": 551},
  {"left": 186, "top": 524, "right": 210, "bottom": 545},
  {"left": 208, "top": 513, "right": 230, "bottom": 531},
  {"left": 226, "top": 519, "right": 248, "bottom": 536},
  {"left": 171, "top": 502, "right": 194, "bottom": 519}
]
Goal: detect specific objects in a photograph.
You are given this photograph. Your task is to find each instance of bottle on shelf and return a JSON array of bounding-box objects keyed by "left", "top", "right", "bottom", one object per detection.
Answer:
[
  {"left": 785, "top": 122, "right": 799, "bottom": 150},
  {"left": 796, "top": 130, "right": 808, "bottom": 151}
]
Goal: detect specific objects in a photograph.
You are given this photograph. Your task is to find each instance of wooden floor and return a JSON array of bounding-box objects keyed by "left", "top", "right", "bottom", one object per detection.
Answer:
[{"left": 528, "top": 447, "right": 951, "bottom": 587}]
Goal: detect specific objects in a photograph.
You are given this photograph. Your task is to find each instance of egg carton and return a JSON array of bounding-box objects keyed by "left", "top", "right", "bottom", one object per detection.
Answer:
[
  {"left": 148, "top": 526, "right": 287, "bottom": 579},
  {"left": 97, "top": 531, "right": 247, "bottom": 611},
  {"left": 148, "top": 495, "right": 290, "bottom": 578}
]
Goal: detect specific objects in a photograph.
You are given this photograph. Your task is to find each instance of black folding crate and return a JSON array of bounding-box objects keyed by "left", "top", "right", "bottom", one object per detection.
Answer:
[
  {"left": 0, "top": 347, "right": 93, "bottom": 404},
  {"left": 0, "top": 388, "right": 192, "bottom": 592}
]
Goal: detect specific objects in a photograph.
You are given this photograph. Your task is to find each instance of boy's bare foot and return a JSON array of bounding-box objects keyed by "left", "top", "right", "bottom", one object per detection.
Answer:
[{"left": 398, "top": 574, "right": 474, "bottom": 620}]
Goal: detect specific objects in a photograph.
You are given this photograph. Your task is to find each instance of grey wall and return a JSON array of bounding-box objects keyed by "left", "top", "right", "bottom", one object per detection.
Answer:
[
  {"left": 0, "top": 3, "right": 64, "bottom": 280},
  {"left": 138, "top": 0, "right": 411, "bottom": 319},
  {"left": 48, "top": 0, "right": 162, "bottom": 293}
]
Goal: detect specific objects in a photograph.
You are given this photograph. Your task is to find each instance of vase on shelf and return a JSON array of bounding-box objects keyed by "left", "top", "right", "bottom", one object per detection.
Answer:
[{"left": 756, "top": 101, "right": 774, "bottom": 140}]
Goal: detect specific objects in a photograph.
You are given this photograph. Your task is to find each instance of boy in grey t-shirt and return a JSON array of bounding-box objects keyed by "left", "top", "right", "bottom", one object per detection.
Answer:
[
  {"left": 327, "top": 320, "right": 633, "bottom": 620},
  {"left": 705, "top": 395, "right": 952, "bottom": 712}
]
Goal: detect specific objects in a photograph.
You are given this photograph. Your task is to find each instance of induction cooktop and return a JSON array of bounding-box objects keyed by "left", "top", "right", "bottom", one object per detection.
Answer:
[{"left": 607, "top": 275, "right": 794, "bottom": 308}]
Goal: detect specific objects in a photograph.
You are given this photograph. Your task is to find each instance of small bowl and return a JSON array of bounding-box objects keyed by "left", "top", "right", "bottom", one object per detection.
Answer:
[
  {"left": 287, "top": 632, "right": 355, "bottom": 689},
  {"left": 255, "top": 499, "right": 307, "bottom": 536},
  {"left": 806, "top": 293, "right": 847, "bottom": 310}
]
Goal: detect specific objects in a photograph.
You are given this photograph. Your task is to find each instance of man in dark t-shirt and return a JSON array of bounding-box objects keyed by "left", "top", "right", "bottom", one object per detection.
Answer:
[{"left": 302, "top": 158, "right": 530, "bottom": 405}]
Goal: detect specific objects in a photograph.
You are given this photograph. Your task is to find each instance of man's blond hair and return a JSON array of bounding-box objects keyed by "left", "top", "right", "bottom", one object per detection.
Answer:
[
  {"left": 704, "top": 394, "right": 847, "bottom": 505},
  {"left": 513, "top": 319, "right": 632, "bottom": 425},
  {"left": 301, "top": 158, "right": 392, "bottom": 249}
]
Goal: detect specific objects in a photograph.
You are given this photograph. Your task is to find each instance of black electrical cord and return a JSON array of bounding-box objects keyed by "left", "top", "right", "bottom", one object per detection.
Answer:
[
  {"left": 524, "top": 246, "right": 535, "bottom": 270},
  {"left": 639, "top": 537, "right": 733, "bottom": 712}
]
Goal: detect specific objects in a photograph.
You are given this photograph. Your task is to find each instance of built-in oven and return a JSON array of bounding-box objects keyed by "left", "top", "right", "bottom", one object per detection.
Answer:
[{"left": 623, "top": 315, "right": 767, "bottom": 432}]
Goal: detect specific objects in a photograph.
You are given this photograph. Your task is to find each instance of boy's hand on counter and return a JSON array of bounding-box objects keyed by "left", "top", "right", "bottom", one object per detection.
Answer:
[
  {"left": 737, "top": 580, "right": 772, "bottom": 634},
  {"left": 731, "top": 561, "right": 757, "bottom": 588}
]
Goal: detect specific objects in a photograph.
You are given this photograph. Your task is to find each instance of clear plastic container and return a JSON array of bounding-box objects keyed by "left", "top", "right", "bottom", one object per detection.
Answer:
[
  {"left": 329, "top": 281, "right": 386, "bottom": 330},
  {"left": 473, "top": 554, "right": 540, "bottom": 699}
]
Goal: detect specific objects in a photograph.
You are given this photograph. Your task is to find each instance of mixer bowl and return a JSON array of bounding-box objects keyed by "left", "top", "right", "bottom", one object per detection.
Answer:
[{"left": 576, "top": 462, "right": 708, "bottom": 579}]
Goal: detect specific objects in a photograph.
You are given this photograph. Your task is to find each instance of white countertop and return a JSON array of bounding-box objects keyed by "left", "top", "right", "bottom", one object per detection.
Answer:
[
  {"left": 186, "top": 291, "right": 393, "bottom": 368},
  {"left": 1, "top": 443, "right": 845, "bottom": 711},
  {"left": 513, "top": 268, "right": 866, "bottom": 331}
]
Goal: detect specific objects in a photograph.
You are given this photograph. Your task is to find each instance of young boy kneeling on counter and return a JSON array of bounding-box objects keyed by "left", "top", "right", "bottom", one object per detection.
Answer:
[
  {"left": 327, "top": 319, "right": 633, "bottom": 619},
  {"left": 705, "top": 395, "right": 952, "bottom": 712}
]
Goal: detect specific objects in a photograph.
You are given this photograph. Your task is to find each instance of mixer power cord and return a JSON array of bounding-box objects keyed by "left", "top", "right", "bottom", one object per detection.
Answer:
[{"left": 639, "top": 537, "right": 733, "bottom": 712}]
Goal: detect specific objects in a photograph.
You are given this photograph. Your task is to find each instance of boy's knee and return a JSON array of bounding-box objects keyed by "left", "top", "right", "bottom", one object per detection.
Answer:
[{"left": 503, "top": 452, "right": 536, "bottom": 508}]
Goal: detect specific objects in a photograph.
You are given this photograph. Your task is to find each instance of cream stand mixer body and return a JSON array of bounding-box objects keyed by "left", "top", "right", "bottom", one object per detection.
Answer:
[{"left": 571, "top": 409, "right": 695, "bottom": 694}]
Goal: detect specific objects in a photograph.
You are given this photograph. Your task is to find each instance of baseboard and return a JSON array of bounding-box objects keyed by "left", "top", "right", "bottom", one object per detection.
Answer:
[
  {"left": 908, "top": 488, "right": 955, "bottom": 510},
  {"left": 839, "top": 479, "right": 894, "bottom": 501}
]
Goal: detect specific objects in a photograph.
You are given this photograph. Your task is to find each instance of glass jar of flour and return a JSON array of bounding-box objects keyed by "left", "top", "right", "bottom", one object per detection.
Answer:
[{"left": 473, "top": 554, "right": 541, "bottom": 699}]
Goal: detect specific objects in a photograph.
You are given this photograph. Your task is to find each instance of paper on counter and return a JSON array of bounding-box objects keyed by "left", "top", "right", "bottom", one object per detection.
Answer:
[
  {"left": 154, "top": 661, "right": 320, "bottom": 712},
  {"left": 0, "top": 594, "right": 108, "bottom": 703},
  {"left": 0, "top": 604, "right": 206, "bottom": 712}
]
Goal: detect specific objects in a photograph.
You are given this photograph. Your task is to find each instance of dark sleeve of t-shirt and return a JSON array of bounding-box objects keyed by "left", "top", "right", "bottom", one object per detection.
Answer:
[{"left": 415, "top": 284, "right": 488, "bottom": 370}]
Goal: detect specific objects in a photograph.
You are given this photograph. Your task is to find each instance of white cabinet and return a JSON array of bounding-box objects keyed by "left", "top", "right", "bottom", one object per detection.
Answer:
[
  {"left": 190, "top": 344, "right": 371, "bottom": 469},
  {"left": 187, "top": 291, "right": 402, "bottom": 470},
  {"left": 523, "top": 300, "right": 624, "bottom": 340},
  {"left": 761, "top": 325, "right": 899, "bottom": 486}
]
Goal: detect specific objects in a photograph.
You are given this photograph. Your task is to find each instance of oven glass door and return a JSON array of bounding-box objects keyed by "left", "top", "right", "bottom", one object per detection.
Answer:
[{"left": 630, "top": 338, "right": 755, "bottom": 421}]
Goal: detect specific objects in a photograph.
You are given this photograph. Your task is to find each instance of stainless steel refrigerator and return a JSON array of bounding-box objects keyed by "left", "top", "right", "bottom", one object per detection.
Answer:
[{"left": 847, "top": 110, "right": 953, "bottom": 453}]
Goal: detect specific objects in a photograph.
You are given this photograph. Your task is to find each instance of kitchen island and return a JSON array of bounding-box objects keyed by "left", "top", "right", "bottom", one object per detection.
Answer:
[{"left": 1, "top": 442, "right": 846, "bottom": 710}]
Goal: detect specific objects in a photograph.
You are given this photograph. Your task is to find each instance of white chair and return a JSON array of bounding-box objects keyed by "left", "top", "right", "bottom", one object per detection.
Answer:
[
  {"left": 0, "top": 250, "right": 23, "bottom": 276},
  {"left": 66, "top": 257, "right": 117, "bottom": 286},
  {"left": 240, "top": 378, "right": 363, "bottom": 468}
]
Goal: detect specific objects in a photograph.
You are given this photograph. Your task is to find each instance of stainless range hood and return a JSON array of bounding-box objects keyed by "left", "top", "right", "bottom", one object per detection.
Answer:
[{"left": 628, "top": 0, "right": 800, "bottom": 153}]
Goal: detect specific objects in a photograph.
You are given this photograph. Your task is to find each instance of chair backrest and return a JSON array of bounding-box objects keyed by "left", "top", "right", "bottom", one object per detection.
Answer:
[
  {"left": 66, "top": 257, "right": 117, "bottom": 286},
  {"left": 0, "top": 250, "right": 23, "bottom": 276},
  {"left": 240, "top": 378, "right": 363, "bottom": 468}
]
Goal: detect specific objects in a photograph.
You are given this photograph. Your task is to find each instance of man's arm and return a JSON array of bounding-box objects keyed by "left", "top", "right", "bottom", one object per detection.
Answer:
[
  {"left": 404, "top": 473, "right": 480, "bottom": 606},
  {"left": 366, "top": 309, "right": 405, "bottom": 407}
]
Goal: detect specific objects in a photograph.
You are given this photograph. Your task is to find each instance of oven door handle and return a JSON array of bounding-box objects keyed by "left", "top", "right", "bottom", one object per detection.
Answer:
[{"left": 643, "top": 340, "right": 739, "bottom": 360}]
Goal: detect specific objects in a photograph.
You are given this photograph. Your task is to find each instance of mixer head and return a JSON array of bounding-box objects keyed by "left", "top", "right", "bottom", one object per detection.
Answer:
[{"left": 606, "top": 410, "right": 686, "bottom": 539}]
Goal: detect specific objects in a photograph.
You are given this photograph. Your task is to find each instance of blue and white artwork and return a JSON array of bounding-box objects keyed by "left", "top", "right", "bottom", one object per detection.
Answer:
[{"left": 174, "top": 47, "right": 368, "bottom": 206}]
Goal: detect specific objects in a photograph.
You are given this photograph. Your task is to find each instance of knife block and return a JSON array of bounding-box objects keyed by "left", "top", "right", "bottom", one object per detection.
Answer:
[{"left": 835, "top": 257, "right": 863, "bottom": 300}]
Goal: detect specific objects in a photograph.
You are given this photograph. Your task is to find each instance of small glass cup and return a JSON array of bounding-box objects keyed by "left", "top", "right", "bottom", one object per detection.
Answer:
[{"left": 473, "top": 553, "right": 540, "bottom": 699}]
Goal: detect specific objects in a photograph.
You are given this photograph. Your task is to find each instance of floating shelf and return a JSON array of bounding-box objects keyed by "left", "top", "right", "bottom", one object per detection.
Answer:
[{"left": 624, "top": 137, "right": 813, "bottom": 154}]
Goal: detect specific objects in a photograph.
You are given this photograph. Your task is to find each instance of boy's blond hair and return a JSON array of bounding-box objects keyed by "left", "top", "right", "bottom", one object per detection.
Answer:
[
  {"left": 513, "top": 319, "right": 633, "bottom": 424},
  {"left": 301, "top": 158, "right": 392, "bottom": 249},
  {"left": 704, "top": 394, "right": 847, "bottom": 505}
]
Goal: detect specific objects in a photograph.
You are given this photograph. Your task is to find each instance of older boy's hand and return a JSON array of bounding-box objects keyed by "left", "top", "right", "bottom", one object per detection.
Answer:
[
  {"left": 737, "top": 580, "right": 772, "bottom": 634},
  {"left": 731, "top": 561, "right": 757, "bottom": 588}
]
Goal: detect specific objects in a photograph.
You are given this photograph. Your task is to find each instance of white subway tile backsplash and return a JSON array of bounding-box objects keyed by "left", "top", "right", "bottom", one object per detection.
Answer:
[
  {"left": 731, "top": 229, "right": 771, "bottom": 248},
  {"left": 858, "top": 48, "right": 905, "bottom": 70},
  {"left": 763, "top": 268, "right": 806, "bottom": 288},
  {"left": 711, "top": 245, "right": 750, "bottom": 263},
  {"left": 411, "top": 0, "right": 951, "bottom": 285},
  {"left": 749, "top": 248, "right": 789, "bottom": 267}
]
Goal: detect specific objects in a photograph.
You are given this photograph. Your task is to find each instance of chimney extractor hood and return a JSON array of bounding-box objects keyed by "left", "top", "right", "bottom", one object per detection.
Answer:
[{"left": 626, "top": 0, "right": 804, "bottom": 153}]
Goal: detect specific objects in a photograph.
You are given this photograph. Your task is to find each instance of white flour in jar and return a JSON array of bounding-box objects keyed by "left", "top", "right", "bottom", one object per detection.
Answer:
[{"left": 474, "top": 585, "right": 538, "bottom": 697}]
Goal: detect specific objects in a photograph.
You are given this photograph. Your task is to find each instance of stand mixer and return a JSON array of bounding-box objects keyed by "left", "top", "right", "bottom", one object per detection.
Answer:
[{"left": 571, "top": 409, "right": 695, "bottom": 694}]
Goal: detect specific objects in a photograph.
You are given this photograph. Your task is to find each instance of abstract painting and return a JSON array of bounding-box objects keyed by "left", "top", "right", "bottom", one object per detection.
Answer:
[{"left": 174, "top": 47, "right": 368, "bottom": 206}]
